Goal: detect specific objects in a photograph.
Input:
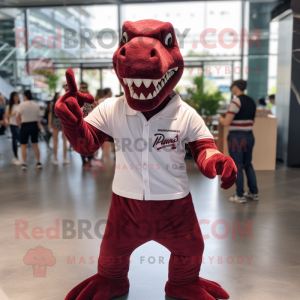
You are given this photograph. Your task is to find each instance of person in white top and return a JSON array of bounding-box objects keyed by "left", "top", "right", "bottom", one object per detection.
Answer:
[
  {"left": 5, "top": 92, "right": 21, "bottom": 165},
  {"left": 55, "top": 20, "right": 237, "bottom": 300},
  {"left": 16, "top": 90, "right": 42, "bottom": 170}
]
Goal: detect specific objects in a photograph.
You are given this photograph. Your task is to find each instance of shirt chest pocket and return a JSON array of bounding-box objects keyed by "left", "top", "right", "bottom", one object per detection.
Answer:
[{"left": 151, "top": 119, "right": 182, "bottom": 152}]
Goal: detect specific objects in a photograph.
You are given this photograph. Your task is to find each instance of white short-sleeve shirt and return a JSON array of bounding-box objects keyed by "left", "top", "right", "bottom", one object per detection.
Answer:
[
  {"left": 227, "top": 97, "right": 254, "bottom": 131},
  {"left": 85, "top": 92, "right": 213, "bottom": 201},
  {"left": 6, "top": 104, "right": 19, "bottom": 126},
  {"left": 17, "top": 100, "right": 40, "bottom": 123}
]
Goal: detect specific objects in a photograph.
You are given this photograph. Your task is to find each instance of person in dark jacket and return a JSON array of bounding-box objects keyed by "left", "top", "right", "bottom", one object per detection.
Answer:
[{"left": 218, "top": 79, "right": 259, "bottom": 203}]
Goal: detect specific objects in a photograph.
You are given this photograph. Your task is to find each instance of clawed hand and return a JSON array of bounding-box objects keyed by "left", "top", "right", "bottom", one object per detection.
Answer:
[{"left": 54, "top": 69, "right": 94, "bottom": 125}]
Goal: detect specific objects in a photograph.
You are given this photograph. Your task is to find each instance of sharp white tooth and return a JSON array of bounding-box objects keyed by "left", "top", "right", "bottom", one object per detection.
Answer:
[
  {"left": 171, "top": 71, "right": 174, "bottom": 75},
  {"left": 123, "top": 78, "right": 127, "bottom": 85},
  {"left": 143, "top": 79, "right": 152, "bottom": 88},
  {"left": 174, "top": 67, "right": 178, "bottom": 71},
  {"left": 157, "top": 84, "right": 161, "bottom": 91},
  {"left": 147, "top": 93, "right": 153, "bottom": 99},
  {"left": 140, "top": 93, "right": 146, "bottom": 100},
  {"left": 153, "top": 90, "right": 157, "bottom": 97},
  {"left": 153, "top": 79, "right": 159, "bottom": 88},
  {"left": 161, "top": 81, "right": 165, "bottom": 87},
  {"left": 133, "top": 79, "right": 142, "bottom": 87},
  {"left": 133, "top": 93, "right": 139, "bottom": 99},
  {"left": 164, "top": 78, "right": 167, "bottom": 84},
  {"left": 126, "top": 78, "right": 133, "bottom": 86},
  {"left": 158, "top": 78, "right": 161, "bottom": 83}
]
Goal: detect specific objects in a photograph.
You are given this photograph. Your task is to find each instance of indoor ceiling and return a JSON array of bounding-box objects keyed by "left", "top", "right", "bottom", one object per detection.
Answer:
[{"left": 0, "top": 0, "right": 282, "bottom": 9}]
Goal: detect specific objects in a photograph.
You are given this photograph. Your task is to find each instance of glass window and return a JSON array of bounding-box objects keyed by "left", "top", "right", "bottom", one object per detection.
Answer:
[
  {"left": 121, "top": 1, "right": 242, "bottom": 57},
  {"left": 0, "top": 1, "right": 279, "bottom": 103}
]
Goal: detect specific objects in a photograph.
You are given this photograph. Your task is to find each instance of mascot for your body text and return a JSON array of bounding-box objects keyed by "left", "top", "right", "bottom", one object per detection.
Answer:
[{"left": 55, "top": 19, "right": 237, "bottom": 300}]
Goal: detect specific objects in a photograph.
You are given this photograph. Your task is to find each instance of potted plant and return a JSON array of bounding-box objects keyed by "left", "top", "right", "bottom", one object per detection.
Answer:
[
  {"left": 187, "top": 75, "right": 224, "bottom": 127},
  {"left": 34, "top": 68, "right": 59, "bottom": 96}
]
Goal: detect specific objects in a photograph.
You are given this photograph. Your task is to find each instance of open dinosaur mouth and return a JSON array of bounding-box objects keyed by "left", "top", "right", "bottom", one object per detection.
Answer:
[{"left": 121, "top": 67, "right": 179, "bottom": 100}]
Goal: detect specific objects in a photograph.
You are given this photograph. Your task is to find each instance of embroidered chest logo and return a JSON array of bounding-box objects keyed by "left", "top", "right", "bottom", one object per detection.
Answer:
[{"left": 153, "top": 133, "right": 179, "bottom": 150}]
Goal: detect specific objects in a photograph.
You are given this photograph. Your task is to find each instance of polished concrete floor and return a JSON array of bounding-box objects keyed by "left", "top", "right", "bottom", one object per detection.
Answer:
[{"left": 0, "top": 134, "right": 300, "bottom": 300}]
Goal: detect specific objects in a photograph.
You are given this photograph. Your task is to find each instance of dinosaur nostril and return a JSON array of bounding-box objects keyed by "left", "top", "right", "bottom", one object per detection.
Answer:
[
  {"left": 150, "top": 49, "right": 156, "bottom": 57},
  {"left": 120, "top": 47, "right": 126, "bottom": 57}
]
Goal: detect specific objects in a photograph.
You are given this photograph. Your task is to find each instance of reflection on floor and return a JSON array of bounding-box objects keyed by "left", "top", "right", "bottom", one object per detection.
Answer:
[{"left": 0, "top": 136, "right": 300, "bottom": 300}]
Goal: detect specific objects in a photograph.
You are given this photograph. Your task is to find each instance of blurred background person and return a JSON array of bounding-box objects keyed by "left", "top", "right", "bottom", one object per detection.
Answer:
[
  {"left": 5, "top": 92, "right": 21, "bottom": 165},
  {"left": 0, "top": 93, "right": 5, "bottom": 105},
  {"left": 97, "top": 88, "right": 112, "bottom": 105},
  {"left": 256, "top": 97, "right": 271, "bottom": 116},
  {"left": 218, "top": 79, "right": 259, "bottom": 203},
  {"left": 16, "top": 90, "right": 42, "bottom": 170},
  {"left": 79, "top": 81, "right": 96, "bottom": 169},
  {"left": 79, "top": 82, "right": 96, "bottom": 116},
  {"left": 48, "top": 92, "right": 69, "bottom": 165},
  {"left": 95, "top": 89, "right": 104, "bottom": 105},
  {"left": 42, "top": 98, "right": 52, "bottom": 149},
  {"left": 62, "top": 80, "right": 69, "bottom": 93},
  {"left": 79, "top": 81, "right": 88, "bottom": 94},
  {"left": 258, "top": 97, "right": 267, "bottom": 109},
  {"left": 0, "top": 93, "right": 8, "bottom": 135},
  {"left": 62, "top": 80, "right": 73, "bottom": 152},
  {"left": 268, "top": 94, "right": 276, "bottom": 115}
]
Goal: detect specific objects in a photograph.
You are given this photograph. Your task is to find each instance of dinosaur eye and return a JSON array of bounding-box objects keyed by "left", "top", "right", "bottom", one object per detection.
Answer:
[
  {"left": 165, "top": 33, "right": 173, "bottom": 46},
  {"left": 122, "top": 32, "right": 128, "bottom": 44}
]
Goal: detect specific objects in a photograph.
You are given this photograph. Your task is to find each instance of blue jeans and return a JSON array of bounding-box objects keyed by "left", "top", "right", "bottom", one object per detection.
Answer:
[
  {"left": 10, "top": 125, "right": 20, "bottom": 158},
  {"left": 228, "top": 131, "right": 258, "bottom": 197}
]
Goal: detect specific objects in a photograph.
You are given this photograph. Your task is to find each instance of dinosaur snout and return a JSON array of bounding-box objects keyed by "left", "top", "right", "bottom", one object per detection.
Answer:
[{"left": 116, "top": 37, "right": 171, "bottom": 79}]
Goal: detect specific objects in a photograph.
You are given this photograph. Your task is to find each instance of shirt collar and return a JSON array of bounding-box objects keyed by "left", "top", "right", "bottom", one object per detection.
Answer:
[
  {"left": 124, "top": 91, "right": 181, "bottom": 120},
  {"left": 124, "top": 96, "right": 137, "bottom": 116}
]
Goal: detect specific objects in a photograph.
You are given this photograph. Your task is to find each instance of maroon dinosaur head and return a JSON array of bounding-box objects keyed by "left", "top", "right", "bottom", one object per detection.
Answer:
[{"left": 113, "top": 19, "right": 184, "bottom": 112}]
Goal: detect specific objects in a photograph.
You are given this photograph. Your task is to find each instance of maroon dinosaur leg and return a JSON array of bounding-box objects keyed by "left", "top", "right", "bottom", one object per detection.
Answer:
[{"left": 151, "top": 193, "right": 230, "bottom": 300}]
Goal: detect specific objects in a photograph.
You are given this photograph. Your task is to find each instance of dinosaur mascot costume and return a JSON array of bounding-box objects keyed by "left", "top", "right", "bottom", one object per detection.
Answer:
[{"left": 56, "top": 19, "right": 237, "bottom": 300}]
